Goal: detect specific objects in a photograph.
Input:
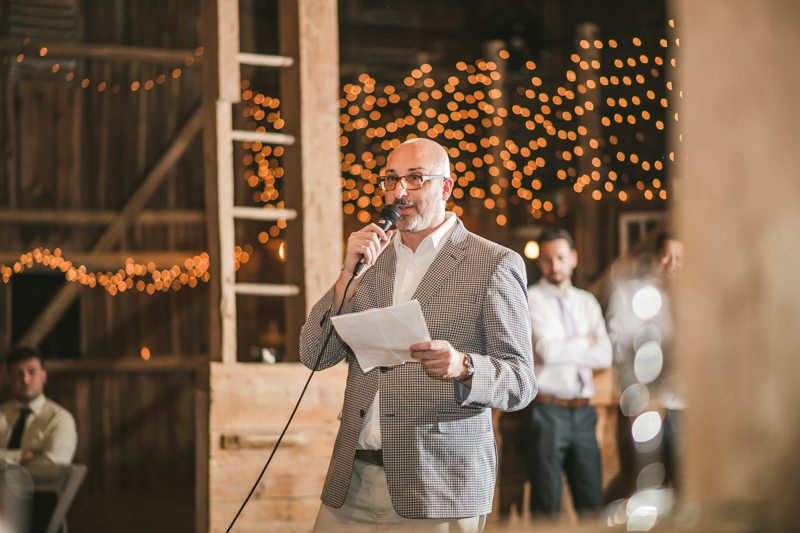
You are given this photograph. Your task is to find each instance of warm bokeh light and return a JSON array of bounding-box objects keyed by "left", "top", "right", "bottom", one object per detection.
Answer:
[
  {"left": 524, "top": 241, "right": 540, "bottom": 259},
  {"left": 9, "top": 26, "right": 678, "bottom": 296}
]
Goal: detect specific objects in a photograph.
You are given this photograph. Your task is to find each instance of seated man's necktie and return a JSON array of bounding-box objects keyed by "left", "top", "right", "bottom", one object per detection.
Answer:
[{"left": 7, "top": 407, "right": 33, "bottom": 450}]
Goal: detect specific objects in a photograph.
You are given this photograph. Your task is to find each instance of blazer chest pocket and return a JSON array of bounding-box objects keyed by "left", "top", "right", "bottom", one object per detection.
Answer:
[{"left": 436, "top": 413, "right": 492, "bottom": 434}]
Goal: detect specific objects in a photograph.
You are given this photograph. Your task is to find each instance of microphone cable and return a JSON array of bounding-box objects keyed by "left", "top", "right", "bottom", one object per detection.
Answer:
[{"left": 225, "top": 272, "right": 358, "bottom": 533}]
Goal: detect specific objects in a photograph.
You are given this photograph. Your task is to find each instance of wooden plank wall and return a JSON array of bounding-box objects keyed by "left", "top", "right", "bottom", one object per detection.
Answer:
[
  {"left": 45, "top": 366, "right": 197, "bottom": 492},
  {"left": 208, "top": 362, "right": 347, "bottom": 533},
  {"left": 0, "top": 0, "right": 208, "bottom": 501}
]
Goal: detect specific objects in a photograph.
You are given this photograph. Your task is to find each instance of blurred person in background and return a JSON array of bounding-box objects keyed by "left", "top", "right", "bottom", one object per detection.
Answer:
[
  {"left": 1, "top": 346, "right": 78, "bottom": 533},
  {"left": 0, "top": 346, "right": 77, "bottom": 467},
  {"left": 605, "top": 233, "right": 684, "bottom": 500},
  {"left": 525, "top": 228, "right": 612, "bottom": 519}
]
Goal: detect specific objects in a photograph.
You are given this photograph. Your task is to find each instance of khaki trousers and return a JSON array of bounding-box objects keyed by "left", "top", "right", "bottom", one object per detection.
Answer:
[{"left": 312, "top": 458, "right": 487, "bottom": 532}]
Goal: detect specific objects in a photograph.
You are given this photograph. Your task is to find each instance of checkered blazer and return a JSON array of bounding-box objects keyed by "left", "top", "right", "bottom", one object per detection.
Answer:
[{"left": 300, "top": 219, "right": 537, "bottom": 518}]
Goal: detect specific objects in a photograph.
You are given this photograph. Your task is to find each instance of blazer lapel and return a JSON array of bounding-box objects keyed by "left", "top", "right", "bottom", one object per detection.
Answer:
[
  {"left": 411, "top": 220, "right": 469, "bottom": 311},
  {"left": 371, "top": 237, "right": 396, "bottom": 310}
]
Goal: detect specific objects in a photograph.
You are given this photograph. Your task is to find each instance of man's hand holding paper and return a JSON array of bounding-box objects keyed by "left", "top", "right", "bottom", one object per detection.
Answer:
[{"left": 330, "top": 300, "right": 431, "bottom": 373}]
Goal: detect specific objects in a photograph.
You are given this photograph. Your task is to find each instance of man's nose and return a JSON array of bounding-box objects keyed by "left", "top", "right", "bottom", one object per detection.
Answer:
[{"left": 394, "top": 178, "right": 409, "bottom": 196}]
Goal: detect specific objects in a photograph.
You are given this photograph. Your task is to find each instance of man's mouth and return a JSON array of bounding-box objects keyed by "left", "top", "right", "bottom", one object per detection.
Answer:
[{"left": 394, "top": 201, "right": 416, "bottom": 215}]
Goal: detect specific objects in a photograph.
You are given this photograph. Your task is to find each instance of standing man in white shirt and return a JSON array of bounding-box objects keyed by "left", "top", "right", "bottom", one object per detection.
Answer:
[
  {"left": 0, "top": 346, "right": 77, "bottom": 467},
  {"left": 526, "top": 228, "right": 612, "bottom": 518},
  {"left": 301, "top": 138, "right": 535, "bottom": 532}
]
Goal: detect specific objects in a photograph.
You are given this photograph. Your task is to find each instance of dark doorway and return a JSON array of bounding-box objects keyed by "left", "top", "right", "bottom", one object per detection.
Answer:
[{"left": 11, "top": 274, "right": 80, "bottom": 360}]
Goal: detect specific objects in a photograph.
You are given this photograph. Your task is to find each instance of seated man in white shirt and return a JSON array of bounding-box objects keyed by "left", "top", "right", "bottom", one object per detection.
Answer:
[
  {"left": 526, "top": 228, "right": 612, "bottom": 519},
  {"left": 0, "top": 346, "right": 77, "bottom": 467}
]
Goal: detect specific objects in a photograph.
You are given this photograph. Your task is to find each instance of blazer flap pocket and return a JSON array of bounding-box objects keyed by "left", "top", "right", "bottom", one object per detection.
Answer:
[{"left": 436, "top": 412, "right": 492, "bottom": 434}]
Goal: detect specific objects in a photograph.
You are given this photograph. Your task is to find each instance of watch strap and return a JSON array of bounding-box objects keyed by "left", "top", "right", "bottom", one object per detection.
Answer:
[{"left": 455, "top": 352, "right": 474, "bottom": 382}]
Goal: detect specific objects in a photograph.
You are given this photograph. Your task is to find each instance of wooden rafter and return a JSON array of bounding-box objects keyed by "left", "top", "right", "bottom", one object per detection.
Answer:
[
  {"left": 0, "top": 38, "right": 197, "bottom": 64},
  {"left": 0, "top": 209, "right": 205, "bottom": 225},
  {"left": 15, "top": 106, "right": 203, "bottom": 349}
]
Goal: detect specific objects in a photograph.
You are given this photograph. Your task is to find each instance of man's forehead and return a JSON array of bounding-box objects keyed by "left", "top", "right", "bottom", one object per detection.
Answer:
[
  {"left": 386, "top": 149, "right": 431, "bottom": 170},
  {"left": 385, "top": 165, "right": 429, "bottom": 174},
  {"left": 12, "top": 358, "right": 43, "bottom": 370},
  {"left": 660, "top": 240, "right": 683, "bottom": 254},
  {"left": 540, "top": 239, "right": 573, "bottom": 254},
  {"left": 386, "top": 140, "right": 448, "bottom": 173}
]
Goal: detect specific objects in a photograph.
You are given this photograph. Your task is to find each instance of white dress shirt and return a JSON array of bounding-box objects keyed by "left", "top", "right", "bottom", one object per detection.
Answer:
[
  {"left": 357, "top": 212, "right": 459, "bottom": 450},
  {"left": 528, "top": 279, "right": 612, "bottom": 399},
  {"left": 0, "top": 394, "right": 77, "bottom": 466}
]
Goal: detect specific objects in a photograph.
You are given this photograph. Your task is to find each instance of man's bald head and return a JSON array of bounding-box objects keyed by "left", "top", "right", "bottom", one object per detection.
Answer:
[{"left": 386, "top": 138, "right": 450, "bottom": 177}]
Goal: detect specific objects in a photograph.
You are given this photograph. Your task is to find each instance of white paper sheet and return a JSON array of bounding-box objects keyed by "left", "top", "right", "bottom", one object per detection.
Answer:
[{"left": 330, "top": 299, "right": 431, "bottom": 373}]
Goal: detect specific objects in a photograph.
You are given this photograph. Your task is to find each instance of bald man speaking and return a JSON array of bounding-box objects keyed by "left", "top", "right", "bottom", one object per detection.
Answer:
[{"left": 300, "top": 138, "right": 536, "bottom": 532}]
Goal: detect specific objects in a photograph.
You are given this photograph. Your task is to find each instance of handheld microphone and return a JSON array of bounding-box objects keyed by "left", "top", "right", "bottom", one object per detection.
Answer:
[{"left": 353, "top": 204, "right": 401, "bottom": 277}]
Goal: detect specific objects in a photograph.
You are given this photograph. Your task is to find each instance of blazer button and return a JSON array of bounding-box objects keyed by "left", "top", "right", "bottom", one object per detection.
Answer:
[{"left": 360, "top": 409, "right": 366, "bottom": 418}]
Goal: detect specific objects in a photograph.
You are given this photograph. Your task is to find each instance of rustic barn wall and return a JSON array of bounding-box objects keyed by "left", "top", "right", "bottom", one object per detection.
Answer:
[
  {"left": 0, "top": 0, "right": 208, "bottom": 506},
  {"left": 46, "top": 366, "right": 197, "bottom": 492}
]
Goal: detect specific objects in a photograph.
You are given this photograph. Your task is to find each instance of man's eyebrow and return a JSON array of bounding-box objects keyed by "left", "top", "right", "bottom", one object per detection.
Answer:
[{"left": 384, "top": 167, "right": 426, "bottom": 174}]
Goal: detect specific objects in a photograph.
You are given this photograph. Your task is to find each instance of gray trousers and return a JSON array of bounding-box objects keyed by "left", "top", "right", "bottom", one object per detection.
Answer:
[
  {"left": 312, "top": 458, "right": 486, "bottom": 532},
  {"left": 525, "top": 402, "right": 603, "bottom": 517}
]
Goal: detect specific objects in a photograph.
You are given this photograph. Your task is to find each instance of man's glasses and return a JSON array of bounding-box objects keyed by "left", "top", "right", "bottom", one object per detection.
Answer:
[{"left": 377, "top": 174, "right": 448, "bottom": 191}]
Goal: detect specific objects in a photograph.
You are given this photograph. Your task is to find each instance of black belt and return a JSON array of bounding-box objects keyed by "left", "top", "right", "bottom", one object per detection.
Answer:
[{"left": 354, "top": 449, "right": 383, "bottom": 467}]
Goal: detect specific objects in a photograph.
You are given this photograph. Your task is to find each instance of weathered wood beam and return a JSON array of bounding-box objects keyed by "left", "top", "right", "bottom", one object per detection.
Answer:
[
  {"left": 0, "top": 38, "right": 197, "bottom": 65},
  {"left": 197, "top": 0, "right": 238, "bottom": 528},
  {"left": 484, "top": 40, "right": 510, "bottom": 245},
  {"left": 0, "top": 251, "right": 204, "bottom": 270},
  {"left": 573, "top": 22, "right": 604, "bottom": 289},
  {"left": 0, "top": 209, "right": 205, "bottom": 225},
  {"left": 15, "top": 106, "right": 203, "bottom": 349},
  {"left": 45, "top": 355, "right": 205, "bottom": 373},
  {"left": 280, "top": 0, "right": 343, "bottom": 362}
]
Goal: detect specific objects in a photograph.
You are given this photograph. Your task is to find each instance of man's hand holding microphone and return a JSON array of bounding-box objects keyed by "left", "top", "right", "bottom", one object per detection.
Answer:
[
  {"left": 332, "top": 203, "right": 471, "bottom": 385},
  {"left": 334, "top": 205, "right": 401, "bottom": 308}
]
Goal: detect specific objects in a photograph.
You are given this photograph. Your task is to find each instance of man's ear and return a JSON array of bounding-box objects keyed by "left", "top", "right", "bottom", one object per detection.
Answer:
[
  {"left": 570, "top": 248, "right": 578, "bottom": 269},
  {"left": 442, "top": 177, "right": 454, "bottom": 201}
]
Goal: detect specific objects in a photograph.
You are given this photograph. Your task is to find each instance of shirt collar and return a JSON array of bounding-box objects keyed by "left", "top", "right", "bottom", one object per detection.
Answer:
[
  {"left": 16, "top": 394, "right": 46, "bottom": 415},
  {"left": 395, "top": 211, "right": 458, "bottom": 254},
  {"left": 538, "top": 278, "right": 576, "bottom": 298}
]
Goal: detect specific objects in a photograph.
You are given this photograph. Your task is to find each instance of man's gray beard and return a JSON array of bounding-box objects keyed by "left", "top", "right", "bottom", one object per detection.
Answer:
[
  {"left": 394, "top": 182, "right": 444, "bottom": 233},
  {"left": 396, "top": 203, "right": 440, "bottom": 233}
]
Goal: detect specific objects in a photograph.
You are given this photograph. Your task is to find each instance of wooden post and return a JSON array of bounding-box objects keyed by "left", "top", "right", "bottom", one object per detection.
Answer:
[
  {"left": 483, "top": 40, "right": 510, "bottom": 246},
  {"left": 198, "top": 0, "right": 243, "bottom": 528},
  {"left": 573, "top": 22, "right": 602, "bottom": 288},
  {"left": 280, "top": 0, "right": 342, "bottom": 362},
  {"left": 200, "top": 0, "right": 241, "bottom": 366},
  {"left": 674, "top": 2, "right": 800, "bottom": 530},
  {"left": 0, "top": 281, "right": 10, "bottom": 358}
]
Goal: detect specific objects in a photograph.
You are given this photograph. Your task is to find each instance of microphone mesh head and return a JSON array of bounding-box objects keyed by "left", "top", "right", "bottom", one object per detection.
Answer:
[{"left": 380, "top": 204, "right": 401, "bottom": 225}]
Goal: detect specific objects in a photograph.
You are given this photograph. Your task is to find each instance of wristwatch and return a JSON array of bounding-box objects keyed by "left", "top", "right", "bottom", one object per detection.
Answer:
[{"left": 456, "top": 352, "right": 474, "bottom": 382}]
